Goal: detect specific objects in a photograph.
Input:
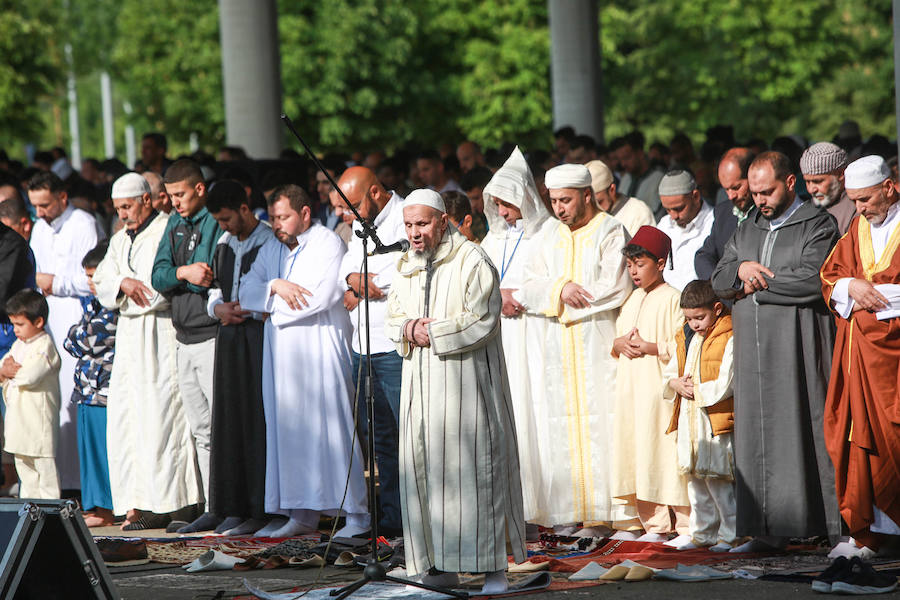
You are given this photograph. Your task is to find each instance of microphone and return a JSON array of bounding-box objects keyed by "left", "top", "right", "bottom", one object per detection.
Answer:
[{"left": 368, "top": 239, "right": 410, "bottom": 256}]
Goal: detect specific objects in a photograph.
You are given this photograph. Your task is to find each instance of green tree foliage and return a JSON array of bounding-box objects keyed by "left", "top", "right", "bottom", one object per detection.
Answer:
[
  {"left": 601, "top": 0, "right": 896, "bottom": 144},
  {"left": 1, "top": 0, "right": 897, "bottom": 158},
  {"left": 111, "top": 0, "right": 224, "bottom": 152},
  {"left": 0, "top": 4, "right": 60, "bottom": 147}
]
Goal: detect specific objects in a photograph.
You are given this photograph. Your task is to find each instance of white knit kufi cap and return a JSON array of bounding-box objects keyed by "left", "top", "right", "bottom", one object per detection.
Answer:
[
  {"left": 404, "top": 188, "right": 446, "bottom": 213},
  {"left": 845, "top": 155, "right": 891, "bottom": 190},
  {"left": 545, "top": 163, "right": 592, "bottom": 190},
  {"left": 585, "top": 160, "right": 614, "bottom": 193},
  {"left": 111, "top": 172, "right": 151, "bottom": 199}
]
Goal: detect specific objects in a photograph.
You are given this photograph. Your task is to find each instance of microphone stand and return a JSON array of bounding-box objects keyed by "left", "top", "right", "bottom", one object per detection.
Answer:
[{"left": 281, "top": 114, "right": 467, "bottom": 600}]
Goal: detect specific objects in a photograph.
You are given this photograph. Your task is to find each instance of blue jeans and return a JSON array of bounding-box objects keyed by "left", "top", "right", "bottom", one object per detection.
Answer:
[{"left": 351, "top": 350, "right": 402, "bottom": 531}]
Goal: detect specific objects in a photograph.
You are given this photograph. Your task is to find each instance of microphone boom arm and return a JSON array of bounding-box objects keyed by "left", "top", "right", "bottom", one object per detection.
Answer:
[{"left": 280, "top": 113, "right": 390, "bottom": 250}]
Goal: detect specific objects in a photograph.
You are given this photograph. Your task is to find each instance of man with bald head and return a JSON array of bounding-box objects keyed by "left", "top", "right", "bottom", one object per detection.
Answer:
[
  {"left": 821, "top": 155, "right": 900, "bottom": 558},
  {"left": 695, "top": 148, "right": 756, "bottom": 279},
  {"left": 456, "top": 141, "right": 485, "bottom": 174},
  {"left": 712, "top": 151, "right": 840, "bottom": 552},
  {"left": 800, "top": 142, "right": 856, "bottom": 234},
  {"left": 386, "top": 189, "right": 525, "bottom": 593},
  {"left": 335, "top": 165, "right": 406, "bottom": 537}
]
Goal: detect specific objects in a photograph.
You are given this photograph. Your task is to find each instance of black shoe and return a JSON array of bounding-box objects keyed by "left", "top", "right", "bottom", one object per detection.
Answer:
[
  {"left": 830, "top": 557, "right": 898, "bottom": 595},
  {"left": 812, "top": 555, "right": 849, "bottom": 593}
]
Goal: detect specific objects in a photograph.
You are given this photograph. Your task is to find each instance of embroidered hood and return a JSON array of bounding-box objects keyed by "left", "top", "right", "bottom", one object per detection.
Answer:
[{"left": 482, "top": 146, "right": 549, "bottom": 238}]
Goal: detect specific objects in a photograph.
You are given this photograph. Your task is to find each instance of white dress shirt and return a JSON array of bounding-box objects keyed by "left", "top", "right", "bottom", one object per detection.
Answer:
[{"left": 656, "top": 201, "right": 715, "bottom": 291}]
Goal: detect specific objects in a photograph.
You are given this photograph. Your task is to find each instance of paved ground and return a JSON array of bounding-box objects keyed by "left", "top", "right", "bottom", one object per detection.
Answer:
[{"left": 108, "top": 565, "right": 830, "bottom": 600}]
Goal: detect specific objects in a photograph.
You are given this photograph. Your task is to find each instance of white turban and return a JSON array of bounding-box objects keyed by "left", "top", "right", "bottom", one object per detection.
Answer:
[
  {"left": 845, "top": 155, "right": 891, "bottom": 190},
  {"left": 404, "top": 188, "right": 446, "bottom": 213},
  {"left": 112, "top": 172, "right": 151, "bottom": 199},
  {"left": 544, "top": 164, "right": 592, "bottom": 190}
]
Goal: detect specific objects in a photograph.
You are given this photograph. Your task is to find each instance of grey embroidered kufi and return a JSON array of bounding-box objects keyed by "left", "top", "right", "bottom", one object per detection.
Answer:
[
  {"left": 658, "top": 169, "right": 696, "bottom": 196},
  {"left": 799, "top": 142, "right": 847, "bottom": 176}
]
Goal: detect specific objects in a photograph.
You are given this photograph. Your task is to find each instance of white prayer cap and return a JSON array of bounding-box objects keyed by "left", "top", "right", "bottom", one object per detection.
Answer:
[
  {"left": 658, "top": 169, "right": 697, "bottom": 196},
  {"left": 544, "top": 164, "right": 592, "bottom": 190},
  {"left": 845, "top": 155, "right": 891, "bottom": 190},
  {"left": 585, "top": 160, "right": 614, "bottom": 193},
  {"left": 404, "top": 188, "right": 446, "bottom": 213},
  {"left": 111, "top": 172, "right": 151, "bottom": 199}
]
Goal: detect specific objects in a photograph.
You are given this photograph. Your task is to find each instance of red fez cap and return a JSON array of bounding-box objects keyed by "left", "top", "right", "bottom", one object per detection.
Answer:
[{"left": 629, "top": 225, "right": 671, "bottom": 261}]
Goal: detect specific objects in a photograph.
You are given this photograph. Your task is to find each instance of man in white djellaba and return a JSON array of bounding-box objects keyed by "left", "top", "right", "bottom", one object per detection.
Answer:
[{"left": 386, "top": 188, "right": 526, "bottom": 595}]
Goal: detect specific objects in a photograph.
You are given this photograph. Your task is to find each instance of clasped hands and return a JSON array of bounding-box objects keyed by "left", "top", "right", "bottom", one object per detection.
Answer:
[
  {"left": 612, "top": 327, "right": 653, "bottom": 359},
  {"left": 669, "top": 374, "right": 694, "bottom": 399},
  {"left": 560, "top": 282, "right": 594, "bottom": 309},
  {"left": 736, "top": 261, "right": 774, "bottom": 297},
  {"left": 343, "top": 273, "right": 384, "bottom": 311},
  {"left": 404, "top": 317, "right": 434, "bottom": 348},
  {"left": 270, "top": 279, "right": 312, "bottom": 311},
  {"left": 847, "top": 278, "right": 890, "bottom": 313},
  {"left": 0, "top": 356, "right": 21, "bottom": 380}
]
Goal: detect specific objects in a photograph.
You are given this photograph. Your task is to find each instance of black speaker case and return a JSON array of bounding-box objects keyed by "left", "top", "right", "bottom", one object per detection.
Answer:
[{"left": 0, "top": 498, "right": 119, "bottom": 599}]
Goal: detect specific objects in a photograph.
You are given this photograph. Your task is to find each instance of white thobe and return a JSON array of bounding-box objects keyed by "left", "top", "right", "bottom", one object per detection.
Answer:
[
  {"left": 31, "top": 204, "right": 99, "bottom": 490},
  {"left": 480, "top": 219, "right": 555, "bottom": 524},
  {"left": 516, "top": 212, "right": 632, "bottom": 524},
  {"left": 240, "top": 224, "right": 367, "bottom": 517},
  {"left": 657, "top": 202, "right": 715, "bottom": 291},
  {"left": 663, "top": 334, "right": 735, "bottom": 479},
  {"left": 94, "top": 212, "right": 203, "bottom": 514},
  {"left": 336, "top": 192, "right": 405, "bottom": 354}
]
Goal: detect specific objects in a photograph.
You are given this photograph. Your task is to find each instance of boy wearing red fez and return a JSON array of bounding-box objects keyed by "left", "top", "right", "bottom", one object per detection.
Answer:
[{"left": 610, "top": 226, "right": 691, "bottom": 543}]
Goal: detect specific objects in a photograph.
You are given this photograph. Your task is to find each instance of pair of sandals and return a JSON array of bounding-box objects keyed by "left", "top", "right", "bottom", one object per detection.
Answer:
[{"left": 234, "top": 553, "right": 325, "bottom": 570}]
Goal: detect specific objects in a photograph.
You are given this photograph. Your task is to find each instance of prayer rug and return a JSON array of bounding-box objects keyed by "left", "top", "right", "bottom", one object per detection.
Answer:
[{"left": 513, "top": 539, "right": 819, "bottom": 572}]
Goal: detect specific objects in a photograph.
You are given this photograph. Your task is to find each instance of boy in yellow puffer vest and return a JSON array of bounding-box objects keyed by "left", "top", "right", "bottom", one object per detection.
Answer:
[{"left": 662, "top": 280, "right": 736, "bottom": 551}]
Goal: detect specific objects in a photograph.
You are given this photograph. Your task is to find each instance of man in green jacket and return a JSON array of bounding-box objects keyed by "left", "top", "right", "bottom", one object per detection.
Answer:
[{"left": 152, "top": 159, "right": 223, "bottom": 533}]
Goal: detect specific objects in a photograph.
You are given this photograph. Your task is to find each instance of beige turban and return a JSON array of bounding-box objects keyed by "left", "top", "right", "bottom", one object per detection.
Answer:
[{"left": 585, "top": 160, "right": 614, "bottom": 193}]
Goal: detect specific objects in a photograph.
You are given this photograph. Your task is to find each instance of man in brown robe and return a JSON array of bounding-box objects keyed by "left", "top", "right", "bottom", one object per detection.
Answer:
[{"left": 821, "top": 155, "right": 900, "bottom": 558}]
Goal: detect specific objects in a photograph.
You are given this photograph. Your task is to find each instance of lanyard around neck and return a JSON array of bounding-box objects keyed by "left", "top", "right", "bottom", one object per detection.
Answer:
[
  {"left": 279, "top": 241, "right": 305, "bottom": 279},
  {"left": 500, "top": 229, "right": 524, "bottom": 282}
]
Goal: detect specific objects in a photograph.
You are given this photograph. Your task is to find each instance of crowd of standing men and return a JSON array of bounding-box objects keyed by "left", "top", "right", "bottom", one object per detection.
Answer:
[{"left": 0, "top": 122, "right": 895, "bottom": 590}]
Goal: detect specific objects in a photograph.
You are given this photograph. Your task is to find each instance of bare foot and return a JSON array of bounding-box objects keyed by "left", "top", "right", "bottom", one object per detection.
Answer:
[
  {"left": 85, "top": 513, "right": 115, "bottom": 528},
  {"left": 121, "top": 508, "right": 142, "bottom": 530}
]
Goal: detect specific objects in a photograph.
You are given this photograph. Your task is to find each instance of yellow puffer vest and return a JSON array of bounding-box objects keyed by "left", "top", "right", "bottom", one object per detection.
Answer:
[{"left": 666, "top": 313, "right": 734, "bottom": 436}]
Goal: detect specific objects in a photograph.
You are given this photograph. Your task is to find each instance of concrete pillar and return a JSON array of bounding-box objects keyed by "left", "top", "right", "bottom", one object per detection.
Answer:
[
  {"left": 101, "top": 71, "right": 115, "bottom": 159},
  {"left": 548, "top": 0, "right": 604, "bottom": 143},
  {"left": 218, "top": 0, "right": 283, "bottom": 158}
]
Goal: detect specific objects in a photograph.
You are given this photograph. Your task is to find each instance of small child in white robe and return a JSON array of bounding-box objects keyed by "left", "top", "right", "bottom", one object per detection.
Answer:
[
  {"left": 663, "top": 280, "right": 736, "bottom": 551},
  {"left": 0, "top": 290, "right": 61, "bottom": 499}
]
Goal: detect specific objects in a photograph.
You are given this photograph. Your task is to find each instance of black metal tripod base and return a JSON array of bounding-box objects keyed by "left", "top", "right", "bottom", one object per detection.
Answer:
[{"left": 329, "top": 560, "right": 469, "bottom": 599}]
